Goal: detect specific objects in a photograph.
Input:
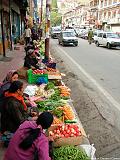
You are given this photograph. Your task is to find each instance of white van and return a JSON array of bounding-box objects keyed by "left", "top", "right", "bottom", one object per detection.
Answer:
[{"left": 96, "top": 32, "right": 120, "bottom": 49}]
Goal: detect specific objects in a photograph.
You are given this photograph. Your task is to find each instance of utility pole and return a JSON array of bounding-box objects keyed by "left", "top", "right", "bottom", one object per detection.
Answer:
[
  {"left": 9, "top": 0, "right": 12, "bottom": 50},
  {"left": 45, "top": 0, "right": 51, "bottom": 60},
  {"left": 0, "top": 0, "right": 6, "bottom": 57},
  {"left": 40, "top": 0, "right": 43, "bottom": 27}
]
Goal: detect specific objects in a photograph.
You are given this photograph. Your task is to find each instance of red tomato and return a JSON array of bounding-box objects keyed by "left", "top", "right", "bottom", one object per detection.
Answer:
[
  {"left": 56, "top": 130, "right": 60, "bottom": 134},
  {"left": 70, "top": 133, "right": 74, "bottom": 137},
  {"left": 63, "top": 131, "right": 66, "bottom": 135},
  {"left": 65, "top": 134, "right": 69, "bottom": 138},
  {"left": 66, "top": 130, "right": 70, "bottom": 134}
]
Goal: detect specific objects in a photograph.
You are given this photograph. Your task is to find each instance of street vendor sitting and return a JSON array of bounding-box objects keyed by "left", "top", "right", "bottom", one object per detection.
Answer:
[
  {"left": 24, "top": 49, "right": 40, "bottom": 70},
  {"left": 3, "top": 112, "right": 53, "bottom": 160},
  {"left": 1, "top": 81, "right": 38, "bottom": 134},
  {"left": 24, "top": 41, "right": 35, "bottom": 55},
  {"left": 0, "top": 70, "right": 18, "bottom": 98}
]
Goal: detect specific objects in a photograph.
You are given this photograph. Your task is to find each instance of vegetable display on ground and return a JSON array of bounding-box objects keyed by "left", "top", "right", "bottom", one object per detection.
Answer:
[
  {"left": 53, "top": 145, "right": 90, "bottom": 160},
  {"left": 49, "top": 124, "right": 82, "bottom": 139}
]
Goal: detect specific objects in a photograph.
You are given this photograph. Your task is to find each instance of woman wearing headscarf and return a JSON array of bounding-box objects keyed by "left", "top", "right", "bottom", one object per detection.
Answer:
[
  {"left": 4, "top": 112, "right": 53, "bottom": 160},
  {"left": 0, "top": 71, "right": 19, "bottom": 131},
  {"left": 1, "top": 81, "right": 28, "bottom": 133},
  {"left": 0, "top": 70, "right": 18, "bottom": 98},
  {"left": 24, "top": 49, "right": 39, "bottom": 69}
]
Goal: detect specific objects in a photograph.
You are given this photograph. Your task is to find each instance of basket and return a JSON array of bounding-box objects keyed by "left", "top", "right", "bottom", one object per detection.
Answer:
[{"left": 27, "top": 69, "right": 48, "bottom": 84}]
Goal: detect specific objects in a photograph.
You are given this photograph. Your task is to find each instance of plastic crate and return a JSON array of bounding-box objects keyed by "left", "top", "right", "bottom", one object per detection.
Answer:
[{"left": 27, "top": 69, "right": 48, "bottom": 84}]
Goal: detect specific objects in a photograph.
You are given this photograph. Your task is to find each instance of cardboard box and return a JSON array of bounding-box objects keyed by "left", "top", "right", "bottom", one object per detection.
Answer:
[{"left": 48, "top": 125, "right": 86, "bottom": 147}]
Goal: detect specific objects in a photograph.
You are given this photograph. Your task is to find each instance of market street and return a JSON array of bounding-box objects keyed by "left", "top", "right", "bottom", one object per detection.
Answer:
[{"left": 51, "top": 38, "right": 120, "bottom": 158}]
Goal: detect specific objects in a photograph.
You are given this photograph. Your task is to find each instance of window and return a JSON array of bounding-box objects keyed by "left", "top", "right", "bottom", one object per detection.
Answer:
[
  {"left": 103, "top": 33, "right": 107, "bottom": 38},
  {"left": 63, "top": 32, "right": 75, "bottom": 37},
  {"left": 107, "top": 33, "right": 119, "bottom": 38},
  {"left": 104, "top": 0, "right": 107, "bottom": 6},
  {"left": 112, "top": 11, "right": 116, "bottom": 18},
  {"left": 94, "top": 32, "right": 97, "bottom": 36},
  {"left": 113, "top": 0, "right": 117, "bottom": 3},
  {"left": 98, "top": 33, "right": 103, "bottom": 37},
  {"left": 108, "top": 0, "right": 112, "bottom": 5},
  {"left": 101, "top": 0, "right": 103, "bottom": 7}
]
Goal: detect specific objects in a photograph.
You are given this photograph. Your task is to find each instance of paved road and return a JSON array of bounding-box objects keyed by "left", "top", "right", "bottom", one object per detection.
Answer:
[
  {"left": 51, "top": 38, "right": 120, "bottom": 158},
  {"left": 53, "top": 38, "right": 120, "bottom": 104}
]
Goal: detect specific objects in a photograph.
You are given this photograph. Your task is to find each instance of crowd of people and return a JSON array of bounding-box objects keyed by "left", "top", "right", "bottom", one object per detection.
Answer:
[{"left": 0, "top": 25, "right": 53, "bottom": 160}]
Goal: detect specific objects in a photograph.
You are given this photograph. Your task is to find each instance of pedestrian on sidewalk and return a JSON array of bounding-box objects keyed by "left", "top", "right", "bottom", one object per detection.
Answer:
[
  {"left": 3, "top": 112, "right": 53, "bottom": 160},
  {"left": 24, "top": 26, "right": 31, "bottom": 45}
]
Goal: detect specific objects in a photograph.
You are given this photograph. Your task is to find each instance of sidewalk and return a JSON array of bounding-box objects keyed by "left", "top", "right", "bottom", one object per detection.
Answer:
[
  {"left": 0, "top": 44, "right": 25, "bottom": 159},
  {"left": 0, "top": 45, "right": 25, "bottom": 82}
]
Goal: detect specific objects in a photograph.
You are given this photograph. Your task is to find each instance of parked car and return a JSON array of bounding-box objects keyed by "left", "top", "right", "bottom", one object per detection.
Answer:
[
  {"left": 58, "top": 30, "right": 78, "bottom": 46},
  {"left": 93, "top": 30, "right": 103, "bottom": 44},
  {"left": 51, "top": 26, "right": 61, "bottom": 39},
  {"left": 96, "top": 32, "right": 120, "bottom": 49}
]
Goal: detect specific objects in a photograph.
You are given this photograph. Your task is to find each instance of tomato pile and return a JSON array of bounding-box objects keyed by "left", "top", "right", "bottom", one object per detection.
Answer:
[
  {"left": 33, "top": 69, "right": 45, "bottom": 74},
  {"left": 49, "top": 124, "right": 81, "bottom": 139}
]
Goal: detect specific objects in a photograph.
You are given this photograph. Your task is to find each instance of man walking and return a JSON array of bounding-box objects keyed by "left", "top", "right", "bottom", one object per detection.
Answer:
[
  {"left": 24, "top": 26, "right": 31, "bottom": 45},
  {"left": 88, "top": 28, "right": 93, "bottom": 44}
]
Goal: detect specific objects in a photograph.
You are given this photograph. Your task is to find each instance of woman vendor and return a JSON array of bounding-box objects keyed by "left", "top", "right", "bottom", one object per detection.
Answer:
[
  {"left": 1, "top": 80, "right": 37, "bottom": 133},
  {"left": 4, "top": 112, "right": 53, "bottom": 160},
  {"left": 24, "top": 49, "right": 40, "bottom": 69},
  {"left": 0, "top": 70, "right": 18, "bottom": 98}
]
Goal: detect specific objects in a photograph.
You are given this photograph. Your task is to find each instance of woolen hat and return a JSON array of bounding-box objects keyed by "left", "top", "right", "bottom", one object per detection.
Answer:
[{"left": 36, "top": 112, "right": 53, "bottom": 129}]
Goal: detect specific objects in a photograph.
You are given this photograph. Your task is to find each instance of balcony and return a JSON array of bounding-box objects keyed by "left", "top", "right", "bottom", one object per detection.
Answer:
[
  {"left": 99, "top": 2, "right": 120, "bottom": 10},
  {"left": 107, "top": 18, "right": 120, "bottom": 24},
  {"left": 90, "top": 5, "right": 98, "bottom": 11}
]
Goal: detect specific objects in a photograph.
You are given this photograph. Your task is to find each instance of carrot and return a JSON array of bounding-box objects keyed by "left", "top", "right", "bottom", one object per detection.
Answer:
[
  {"left": 62, "top": 105, "right": 75, "bottom": 120},
  {"left": 53, "top": 117, "right": 63, "bottom": 124}
]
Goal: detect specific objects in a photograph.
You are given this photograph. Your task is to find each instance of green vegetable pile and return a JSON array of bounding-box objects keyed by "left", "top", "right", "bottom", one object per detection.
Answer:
[
  {"left": 53, "top": 146, "right": 90, "bottom": 160},
  {"left": 52, "top": 108, "right": 63, "bottom": 119},
  {"left": 45, "top": 82, "right": 55, "bottom": 90},
  {"left": 37, "top": 99, "right": 66, "bottom": 111},
  {"left": 50, "top": 88, "right": 69, "bottom": 101}
]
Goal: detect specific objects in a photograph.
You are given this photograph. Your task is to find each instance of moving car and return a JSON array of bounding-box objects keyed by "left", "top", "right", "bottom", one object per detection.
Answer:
[
  {"left": 96, "top": 32, "right": 120, "bottom": 49},
  {"left": 58, "top": 30, "right": 78, "bottom": 46},
  {"left": 51, "top": 26, "right": 61, "bottom": 39}
]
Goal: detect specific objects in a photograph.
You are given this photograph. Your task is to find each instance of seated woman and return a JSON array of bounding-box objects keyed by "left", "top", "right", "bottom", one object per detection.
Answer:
[
  {"left": 24, "top": 41, "right": 35, "bottom": 55},
  {"left": 4, "top": 112, "right": 53, "bottom": 160},
  {"left": 24, "top": 49, "right": 40, "bottom": 69},
  {"left": 0, "top": 70, "right": 18, "bottom": 98},
  {"left": 1, "top": 81, "right": 28, "bottom": 133}
]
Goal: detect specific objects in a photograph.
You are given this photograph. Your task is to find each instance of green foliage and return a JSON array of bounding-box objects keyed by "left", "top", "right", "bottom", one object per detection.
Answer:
[
  {"left": 51, "top": 0, "right": 62, "bottom": 27},
  {"left": 51, "top": 12, "right": 62, "bottom": 27},
  {"left": 51, "top": 0, "right": 58, "bottom": 10}
]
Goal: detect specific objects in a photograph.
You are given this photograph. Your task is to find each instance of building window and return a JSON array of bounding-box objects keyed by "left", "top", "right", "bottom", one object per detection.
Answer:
[
  {"left": 112, "top": 11, "right": 116, "bottom": 18},
  {"left": 108, "top": 0, "right": 112, "bottom": 5},
  {"left": 108, "top": 12, "right": 111, "bottom": 18},
  {"left": 101, "top": 0, "right": 103, "bottom": 7},
  {"left": 113, "top": 0, "right": 117, "bottom": 3},
  {"left": 104, "top": 0, "right": 107, "bottom": 6}
]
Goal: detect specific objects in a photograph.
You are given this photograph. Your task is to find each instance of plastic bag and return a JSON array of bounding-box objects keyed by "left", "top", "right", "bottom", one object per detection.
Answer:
[{"left": 80, "top": 144, "right": 96, "bottom": 160}]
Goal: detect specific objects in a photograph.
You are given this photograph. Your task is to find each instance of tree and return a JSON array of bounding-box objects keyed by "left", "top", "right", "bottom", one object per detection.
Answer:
[{"left": 51, "top": 0, "right": 62, "bottom": 26}]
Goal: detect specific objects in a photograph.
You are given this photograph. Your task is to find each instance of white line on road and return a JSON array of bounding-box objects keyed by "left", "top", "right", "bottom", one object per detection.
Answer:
[{"left": 57, "top": 46, "right": 120, "bottom": 111}]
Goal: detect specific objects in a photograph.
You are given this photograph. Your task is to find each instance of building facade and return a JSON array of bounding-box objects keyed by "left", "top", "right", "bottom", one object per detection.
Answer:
[
  {"left": 62, "top": 0, "right": 120, "bottom": 32},
  {"left": 98, "top": 0, "right": 120, "bottom": 32},
  {"left": 0, "top": 0, "right": 28, "bottom": 55},
  {"left": 62, "top": 4, "right": 90, "bottom": 29}
]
